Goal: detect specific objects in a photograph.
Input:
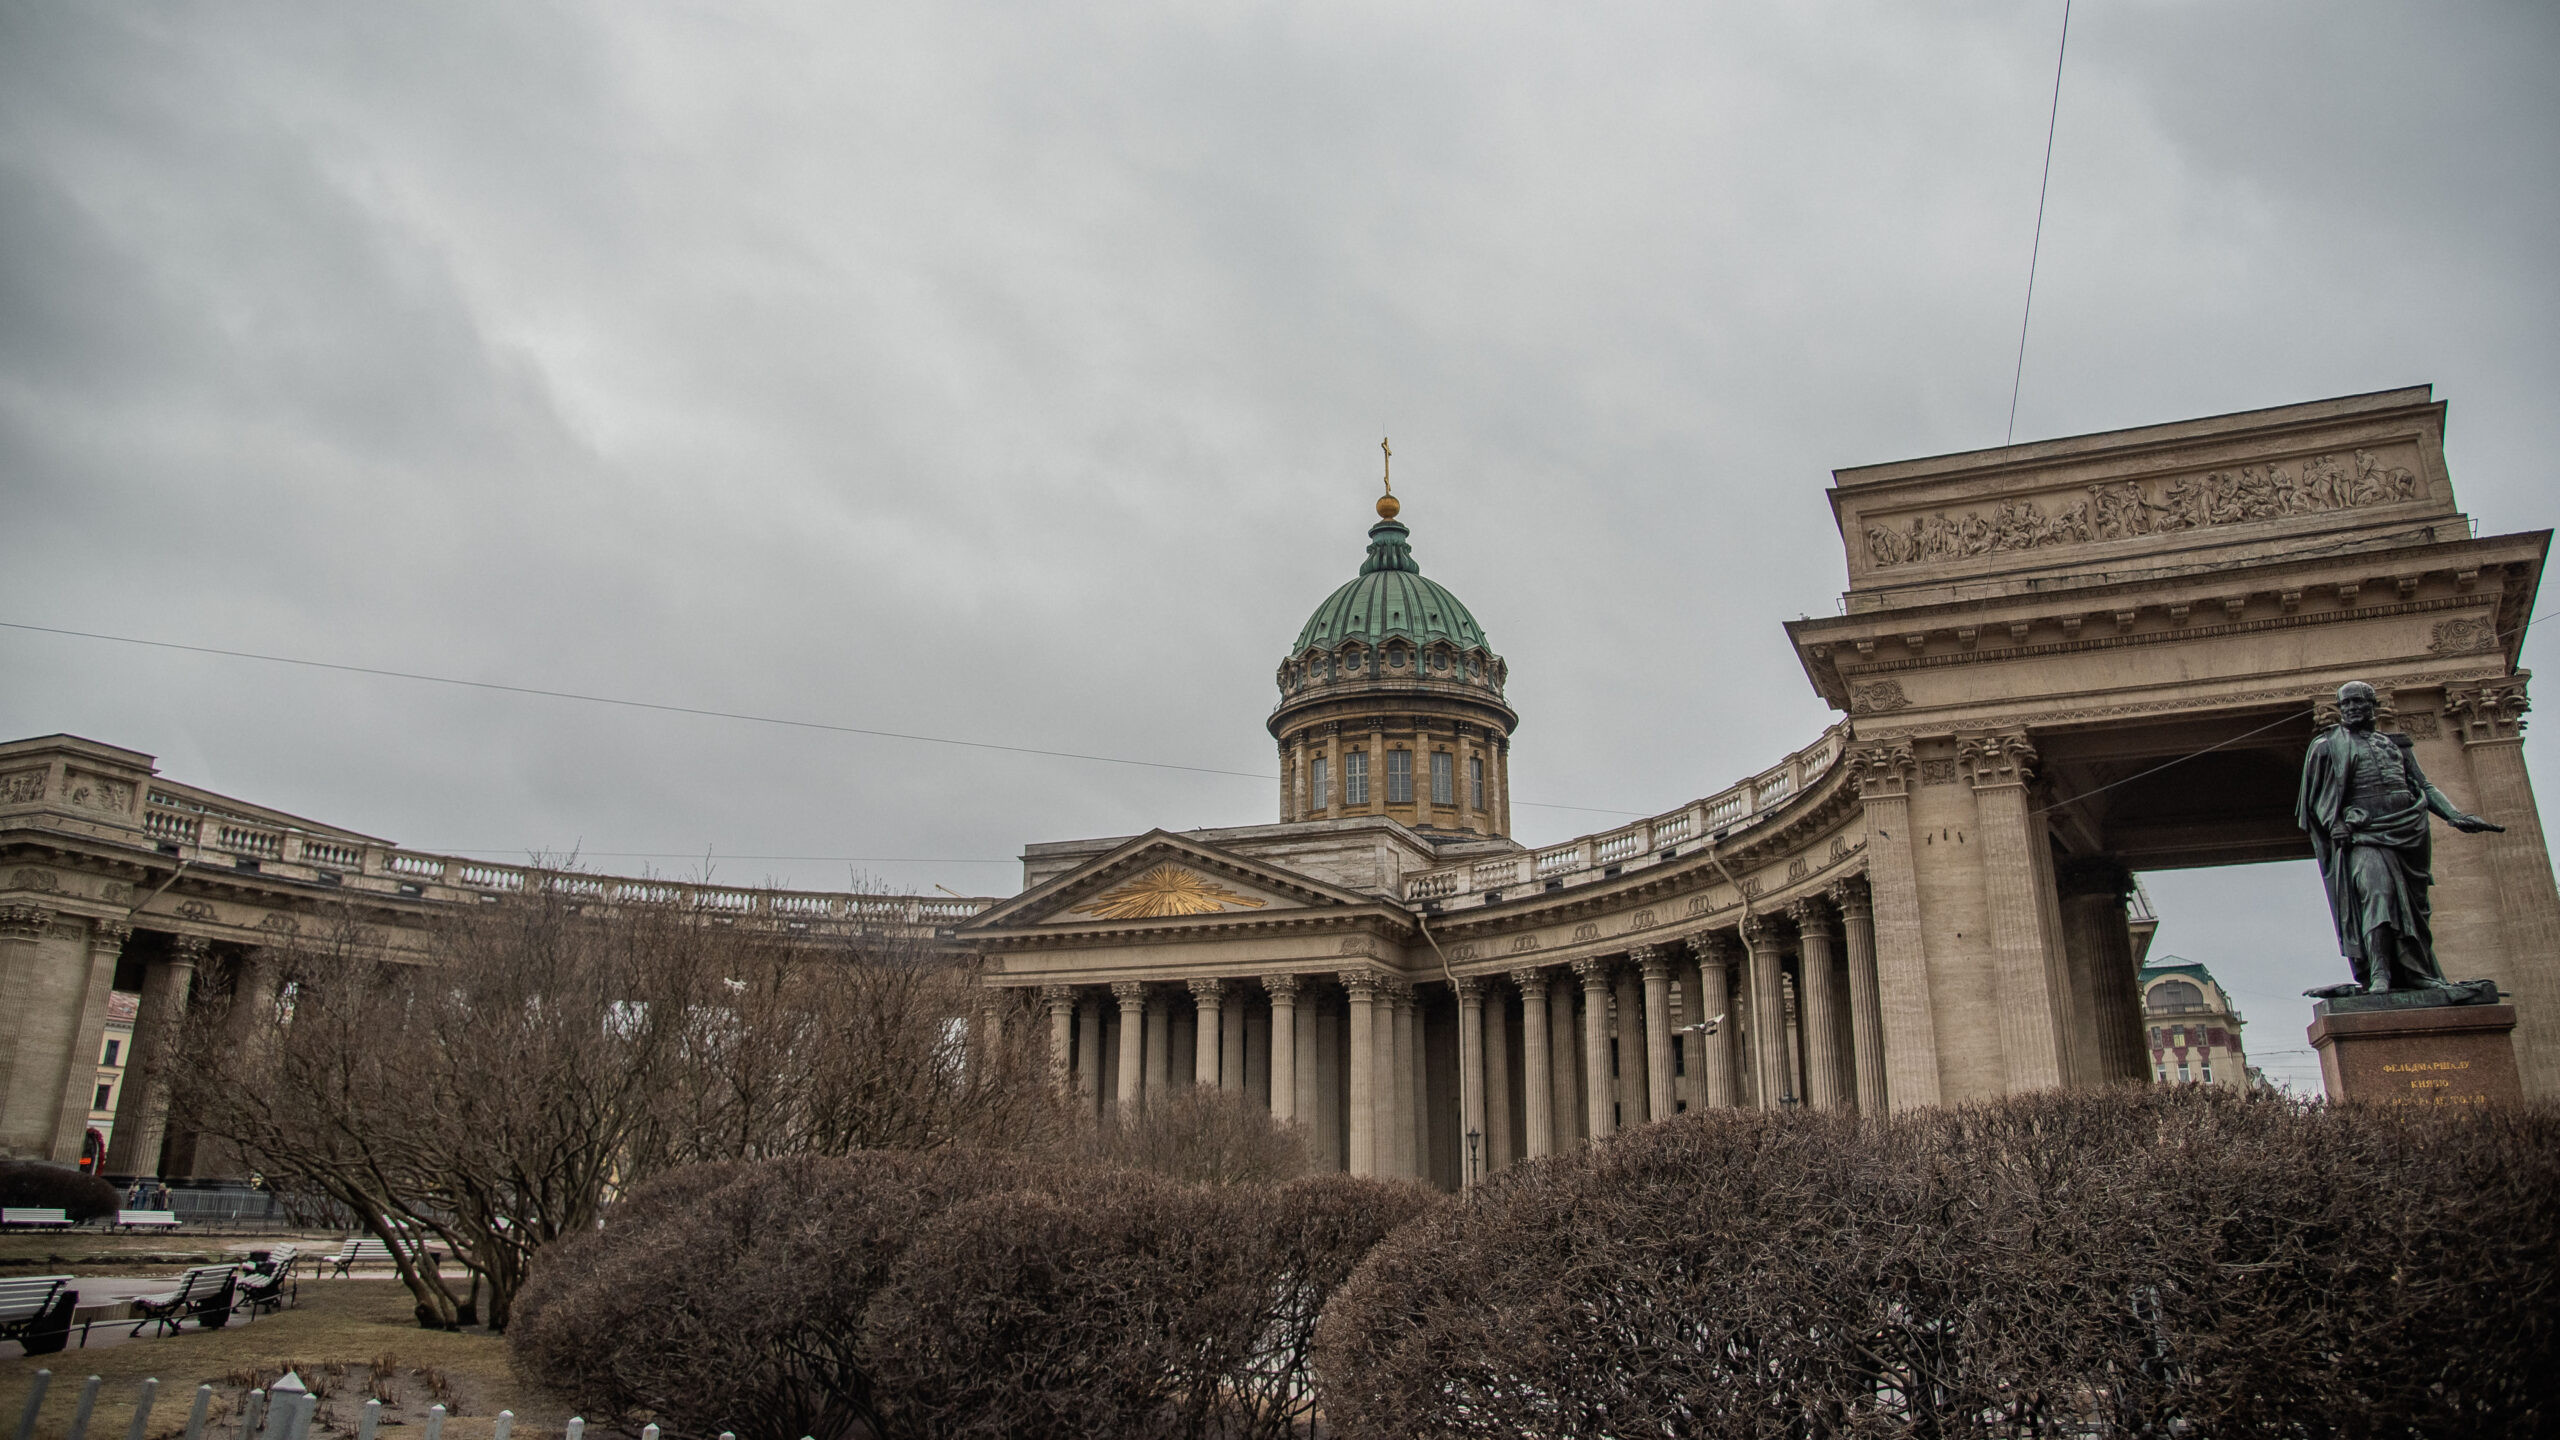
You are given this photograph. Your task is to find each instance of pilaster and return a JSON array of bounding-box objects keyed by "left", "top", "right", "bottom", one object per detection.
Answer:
[
  {"left": 1850, "top": 741, "right": 1940, "bottom": 1108},
  {"left": 1962, "top": 732, "right": 2069, "bottom": 1092},
  {"left": 2446, "top": 677, "right": 2560, "bottom": 1096},
  {"left": 49, "top": 919, "right": 131, "bottom": 1163}
]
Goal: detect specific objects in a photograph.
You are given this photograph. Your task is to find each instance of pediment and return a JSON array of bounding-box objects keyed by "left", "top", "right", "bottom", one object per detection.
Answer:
[{"left": 965, "top": 831, "right": 1374, "bottom": 931}]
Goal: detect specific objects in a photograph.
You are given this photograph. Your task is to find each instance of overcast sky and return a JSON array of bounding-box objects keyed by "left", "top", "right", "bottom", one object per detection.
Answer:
[{"left": 6, "top": 2, "right": 2555, "bottom": 1091}]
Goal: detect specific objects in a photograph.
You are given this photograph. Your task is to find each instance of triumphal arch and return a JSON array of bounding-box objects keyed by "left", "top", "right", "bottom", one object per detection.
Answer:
[
  {"left": 3, "top": 385, "right": 2551, "bottom": 1195},
  {"left": 971, "top": 386, "right": 2555, "bottom": 1188}
]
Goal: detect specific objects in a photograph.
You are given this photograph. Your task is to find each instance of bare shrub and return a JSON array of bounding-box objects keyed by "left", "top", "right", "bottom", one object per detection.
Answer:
[
  {"left": 0, "top": 1159, "right": 119, "bottom": 1220},
  {"left": 1311, "top": 1086, "right": 2560, "bottom": 1438},
  {"left": 1080, "top": 1087, "right": 1315, "bottom": 1186},
  {"left": 508, "top": 1148, "right": 1045, "bottom": 1440},
  {"left": 512, "top": 1156, "right": 1443, "bottom": 1440}
]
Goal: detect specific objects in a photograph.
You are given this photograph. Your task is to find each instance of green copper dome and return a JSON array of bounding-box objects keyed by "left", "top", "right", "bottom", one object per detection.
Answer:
[{"left": 1289, "top": 518, "right": 1490, "bottom": 655}]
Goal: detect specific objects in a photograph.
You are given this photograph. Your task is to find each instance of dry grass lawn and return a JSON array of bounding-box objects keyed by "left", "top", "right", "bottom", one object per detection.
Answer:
[{"left": 2, "top": 1280, "right": 571, "bottom": 1440}]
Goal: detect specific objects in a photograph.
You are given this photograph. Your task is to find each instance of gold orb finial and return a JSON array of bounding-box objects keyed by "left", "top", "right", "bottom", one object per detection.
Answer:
[{"left": 1377, "top": 436, "right": 1398, "bottom": 519}]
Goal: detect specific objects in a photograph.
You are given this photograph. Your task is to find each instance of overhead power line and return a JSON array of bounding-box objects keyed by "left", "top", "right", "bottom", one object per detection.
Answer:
[
  {"left": 0, "top": 619, "right": 1645, "bottom": 818},
  {"left": 2005, "top": 0, "right": 2071, "bottom": 447}
]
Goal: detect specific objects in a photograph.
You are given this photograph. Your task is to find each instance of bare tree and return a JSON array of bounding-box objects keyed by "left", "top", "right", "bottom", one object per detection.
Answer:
[{"left": 175, "top": 886, "right": 1061, "bottom": 1331}]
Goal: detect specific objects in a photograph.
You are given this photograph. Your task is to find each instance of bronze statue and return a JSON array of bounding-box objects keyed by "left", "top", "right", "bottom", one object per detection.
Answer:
[{"left": 2297, "top": 681, "right": 2503, "bottom": 998}]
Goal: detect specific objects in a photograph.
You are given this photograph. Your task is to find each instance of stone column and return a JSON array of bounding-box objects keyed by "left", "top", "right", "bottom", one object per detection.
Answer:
[
  {"left": 1742, "top": 915, "right": 1792, "bottom": 1108},
  {"left": 48, "top": 919, "right": 132, "bottom": 1163},
  {"left": 1455, "top": 977, "right": 1486, "bottom": 1188},
  {"left": 1044, "top": 985, "right": 1076, "bottom": 1086},
  {"left": 1386, "top": 980, "right": 1417, "bottom": 1177},
  {"left": 1294, "top": 986, "right": 1322, "bottom": 1128},
  {"left": 1792, "top": 900, "right": 1848, "bottom": 1110},
  {"left": 1222, "top": 987, "right": 1249, "bottom": 1095},
  {"left": 1851, "top": 742, "right": 1941, "bottom": 1109},
  {"left": 1483, "top": 978, "right": 1514, "bottom": 1170},
  {"left": 1245, "top": 1002, "right": 1272, "bottom": 1107},
  {"left": 1112, "top": 982, "right": 1146, "bottom": 1113},
  {"left": 1830, "top": 880, "right": 1888, "bottom": 1112},
  {"left": 0, "top": 905, "right": 69, "bottom": 1158},
  {"left": 1548, "top": 968, "right": 1582, "bottom": 1144},
  {"left": 1267, "top": 975, "right": 1300, "bottom": 1124},
  {"left": 1574, "top": 959, "right": 1616, "bottom": 1140},
  {"left": 1612, "top": 964, "right": 1648, "bottom": 1128},
  {"left": 1144, "top": 990, "right": 1172, "bottom": 1099},
  {"left": 1687, "top": 932, "right": 1738, "bottom": 1109},
  {"left": 1513, "top": 967, "right": 1554, "bottom": 1158},
  {"left": 1190, "top": 979, "right": 1225, "bottom": 1089},
  {"left": 2448, "top": 681, "right": 2560, "bottom": 1097},
  {"left": 105, "top": 935, "right": 202, "bottom": 1180},
  {"left": 2058, "top": 860, "right": 2146, "bottom": 1085},
  {"left": 1343, "top": 972, "right": 1378, "bottom": 1175},
  {"left": 1076, "top": 994, "right": 1105, "bottom": 1111},
  {"left": 1963, "top": 733, "right": 2070, "bottom": 1093},
  {"left": 1635, "top": 946, "right": 1676, "bottom": 1125}
]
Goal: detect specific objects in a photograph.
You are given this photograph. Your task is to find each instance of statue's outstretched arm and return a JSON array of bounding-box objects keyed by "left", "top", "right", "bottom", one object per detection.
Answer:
[{"left": 2407, "top": 747, "right": 2507, "bottom": 832}]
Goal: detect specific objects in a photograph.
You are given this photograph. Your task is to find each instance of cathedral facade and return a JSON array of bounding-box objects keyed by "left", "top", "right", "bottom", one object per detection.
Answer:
[{"left": 3, "top": 385, "right": 2552, "bottom": 1193}]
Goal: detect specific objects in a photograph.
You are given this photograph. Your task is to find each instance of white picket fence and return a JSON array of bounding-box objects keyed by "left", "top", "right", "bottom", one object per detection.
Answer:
[{"left": 15, "top": 1373, "right": 798, "bottom": 1440}]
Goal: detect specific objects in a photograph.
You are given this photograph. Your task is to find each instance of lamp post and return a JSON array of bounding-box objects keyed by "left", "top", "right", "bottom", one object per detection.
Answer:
[{"left": 1466, "top": 1128, "right": 1482, "bottom": 1190}]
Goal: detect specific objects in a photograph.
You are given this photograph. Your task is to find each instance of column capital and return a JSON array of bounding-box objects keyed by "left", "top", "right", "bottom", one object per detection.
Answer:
[
  {"left": 1339, "top": 969, "right": 1381, "bottom": 999},
  {"left": 1959, "top": 731, "right": 2039, "bottom": 789},
  {"left": 1508, "top": 965, "right": 1550, "bottom": 998},
  {"left": 1847, "top": 741, "right": 1917, "bottom": 799},
  {"left": 1110, "top": 980, "right": 1147, "bottom": 1003},
  {"left": 170, "top": 934, "right": 211, "bottom": 963},
  {"left": 2446, "top": 678, "right": 2531, "bottom": 745},
  {"left": 1375, "top": 976, "right": 1415, "bottom": 1002},
  {"left": 1263, "top": 972, "right": 1302, "bottom": 1001},
  {"left": 1188, "top": 977, "right": 1228, "bottom": 1002},
  {"left": 1825, "top": 877, "right": 1873, "bottom": 921},
  {"left": 1789, "top": 897, "right": 1836, "bottom": 939},
  {"left": 1739, "top": 913, "right": 1778, "bottom": 949},
  {"left": 1632, "top": 944, "right": 1674, "bottom": 980},
  {"left": 1570, "top": 956, "right": 1614, "bottom": 988},
  {"left": 1039, "top": 983, "right": 1077, "bottom": 1010},
  {"left": 1453, "top": 975, "right": 1486, "bottom": 1001},
  {"left": 0, "top": 903, "right": 57, "bottom": 940},
  {"left": 89, "top": 918, "right": 135, "bottom": 950},
  {"left": 1685, "top": 930, "right": 1738, "bottom": 967}
]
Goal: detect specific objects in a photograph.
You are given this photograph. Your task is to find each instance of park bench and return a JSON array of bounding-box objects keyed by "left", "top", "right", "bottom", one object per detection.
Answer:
[
  {"left": 2, "top": 1207, "right": 72, "bottom": 1228},
  {"left": 325, "top": 1235, "right": 442, "bottom": 1277},
  {"left": 240, "top": 1246, "right": 300, "bottom": 1316},
  {"left": 115, "top": 1210, "right": 182, "bottom": 1229},
  {"left": 0, "top": 1275, "right": 78, "bottom": 1356},
  {"left": 128, "top": 1263, "right": 240, "bottom": 1338}
]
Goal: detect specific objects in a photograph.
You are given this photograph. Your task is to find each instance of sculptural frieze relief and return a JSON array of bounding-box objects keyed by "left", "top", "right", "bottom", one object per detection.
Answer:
[
  {"left": 2427, "top": 617, "right": 2499, "bottom": 655},
  {"left": 1862, "top": 449, "right": 2423, "bottom": 570},
  {"left": 60, "top": 771, "right": 134, "bottom": 813},
  {"left": 0, "top": 770, "right": 45, "bottom": 804},
  {"left": 1849, "top": 680, "right": 1911, "bottom": 714}
]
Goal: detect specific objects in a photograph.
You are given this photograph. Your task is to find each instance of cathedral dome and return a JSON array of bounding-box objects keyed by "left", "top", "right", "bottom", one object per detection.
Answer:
[
  {"left": 1289, "top": 518, "right": 1490, "bottom": 654},
  {"left": 1269, "top": 496, "right": 1516, "bottom": 838}
]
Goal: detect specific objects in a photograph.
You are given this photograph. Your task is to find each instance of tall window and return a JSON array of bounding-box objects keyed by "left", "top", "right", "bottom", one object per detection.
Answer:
[
  {"left": 2201, "top": 1064, "right": 2214, "bottom": 1084},
  {"left": 102, "top": 1039, "right": 120, "bottom": 1066},
  {"left": 2176, "top": 1063, "right": 2190, "bottom": 1084},
  {"left": 1311, "top": 755, "right": 1330, "bottom": 811},
  {"left": 1387, "top": 749, "right": 1413, "bottom": 804},
  {"left": 93, "top": 1082, "right": 112, "bottom": 1110},
  {"left": 1430, "top": 751, "right": 1454, "bottom": 805},
  {"left": 1345, "top": 750, "right": 1370, "bottom": 805},
  {"left": 1469, "top": 755, "right": 1485, "bottom": 809}
]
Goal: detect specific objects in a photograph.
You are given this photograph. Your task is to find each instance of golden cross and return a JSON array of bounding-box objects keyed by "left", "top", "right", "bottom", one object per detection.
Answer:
[{"left": 1381, "top": 437, "right": 1393, "bottom": 494}]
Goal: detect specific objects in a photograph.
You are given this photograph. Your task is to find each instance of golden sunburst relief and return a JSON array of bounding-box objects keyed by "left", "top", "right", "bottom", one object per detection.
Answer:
[{"left": 1070, "top": 864, "right": 1271, "bottom": 920}]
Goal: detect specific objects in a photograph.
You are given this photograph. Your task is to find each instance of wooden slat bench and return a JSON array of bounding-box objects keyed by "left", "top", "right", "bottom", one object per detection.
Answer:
[
  {"left": 324, "top": 1236, "right": 441, "bottom": 1278},
  {"left": 1, "top": 1207, "right": 73, "bottom": 1229},
  {"left": 240, "top": 1246, "right": 300, "bottom": 1316},
  {"left": 128, "top": 1264, "right": 240, "bottom": 1337},
  {"left": 0, "top": 1275, "right": 78, "bottom": 1356}
]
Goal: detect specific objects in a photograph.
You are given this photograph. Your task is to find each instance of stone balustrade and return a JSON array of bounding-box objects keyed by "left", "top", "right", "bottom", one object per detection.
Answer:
[{"left": 1403, "top": 723, "right": 1850, "bottom": 906}]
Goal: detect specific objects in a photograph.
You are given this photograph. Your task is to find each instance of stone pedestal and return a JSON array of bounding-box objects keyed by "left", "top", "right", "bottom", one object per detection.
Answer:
[{"left": 2307, "top": 1002, "right": 2523, "bottom": 1108}]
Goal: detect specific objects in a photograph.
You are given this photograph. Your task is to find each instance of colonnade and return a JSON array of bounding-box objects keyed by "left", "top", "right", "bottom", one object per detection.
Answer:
[{"left": 1036, "top": 878, "right": 1887, "bottom": 1189}]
